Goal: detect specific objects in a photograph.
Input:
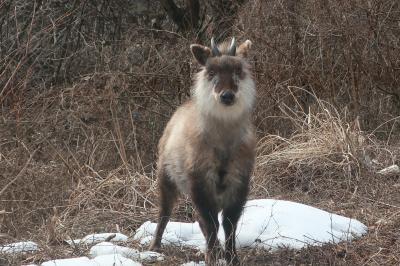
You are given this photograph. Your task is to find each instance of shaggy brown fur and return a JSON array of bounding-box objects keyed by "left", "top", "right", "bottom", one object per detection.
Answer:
[{"left": 149, "top": 38, "right": 256, "bottom": 265}]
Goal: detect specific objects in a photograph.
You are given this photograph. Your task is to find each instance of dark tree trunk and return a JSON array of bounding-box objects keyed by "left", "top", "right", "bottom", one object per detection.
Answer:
[
  {"left": 207, "top": 0, "right": 244, "bottom": 41},
  {"left": 160, "top": 0, "right": 245, "bottom": 41},
  {"left": 160, "top": 0, "right": 200, "bottom": 32}
]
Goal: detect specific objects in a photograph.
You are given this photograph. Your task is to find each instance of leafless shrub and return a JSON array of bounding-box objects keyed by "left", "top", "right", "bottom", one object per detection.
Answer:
[
  {"left": 1, "top": 0, "right": 400, "bottom": 265},
  {"left": 239, "top": 0, "right": 400, "bottom": 136}
]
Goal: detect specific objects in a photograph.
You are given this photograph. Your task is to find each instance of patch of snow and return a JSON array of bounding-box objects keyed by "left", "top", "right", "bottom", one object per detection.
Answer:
[
  {"left": 0, "top": 241, "right": 38, "bottom": 254},
  {"left": 89, "top": 242, "right": 139, "bottom": 259},
  {"left": 377, "top": 164, "right": 399, "bottom": 175},
  {"left": 181, "top": 260, "right": 226, "bottom": 266},
  {"left": 89, "top": 242, "right": 164, "bottom": 263},
  {"left": 41, "top": 254, "right": 142, "bottom": 266},
  {"left": 92, "top": 254, "right": 142, "bottom": 266},
  {"left": 66, "top": 232, "right": 128, "bottom": 245},
  {"left": 134, "top": 221, "right": 206, "bottom": 250},
  {"left": 65, "top": 238, "right": 81, "bottom": 245},
  {"left": 138, "top": 250, "right": 165, "bottom": 262},
  {"left": 181, "top": 262, "right": 206, "bottom": 266},
  {"left": 41, "top": 257, "right": 93, "bottom": 266},
  {"left": 134, "top": 199, "right": 367, "bottom": 251}
]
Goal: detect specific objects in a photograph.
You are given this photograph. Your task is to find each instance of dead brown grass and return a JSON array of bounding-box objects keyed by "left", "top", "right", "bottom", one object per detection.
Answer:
[
  {"left": 250, "top": 89, "right": 400, "bottom": 265},
  {"left": 1, "top": 0, "right": 400, "bottom": 265},
  {"left": 1, "top": 87, "right": 399, "bottom": 265},
  {"left": 254, "top": 88, "right": 382, "bottom": 197}
]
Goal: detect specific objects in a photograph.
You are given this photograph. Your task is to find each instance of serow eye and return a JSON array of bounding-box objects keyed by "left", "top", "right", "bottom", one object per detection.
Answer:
[{"left": 208, "top": 70, "right": 215, "bottom": 77}]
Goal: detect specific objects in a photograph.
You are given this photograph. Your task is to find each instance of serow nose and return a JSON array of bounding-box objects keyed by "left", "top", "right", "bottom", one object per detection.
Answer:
[{"left": 220, "top": 91, "right": 235, "bottom": 105}]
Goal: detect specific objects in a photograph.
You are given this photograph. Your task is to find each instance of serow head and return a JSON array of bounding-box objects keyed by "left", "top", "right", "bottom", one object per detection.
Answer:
[{"left": 190, "top": 37, "right": 253, "bottom": 107}]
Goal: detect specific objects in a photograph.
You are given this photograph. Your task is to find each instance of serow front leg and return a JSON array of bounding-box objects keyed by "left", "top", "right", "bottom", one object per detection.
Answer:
[
  {"left": 190, "top": 178, "right": 221, "bottom": 265},
  {"left": 222, "top": 184, "right": 248, "bottom": 265}
]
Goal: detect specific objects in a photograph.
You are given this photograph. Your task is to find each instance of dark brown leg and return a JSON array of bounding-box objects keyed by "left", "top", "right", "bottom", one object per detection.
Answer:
[
  {"left": 222, "top": 205, "right": 242, "bottom": 265},
  {"left": 222, "top": 184, "right": 248, "bottom": 265},
  {"left": 149, "top": 170, "right": 178, "bottom": 251},
  {"left": 191, "top": 178, "right": 220, "bottom": 265}
]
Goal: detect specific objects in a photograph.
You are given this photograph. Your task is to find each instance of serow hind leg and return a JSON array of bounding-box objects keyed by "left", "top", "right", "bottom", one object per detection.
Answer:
[{"left": 149, "top": 170, "right": 178, "bottom": 251}]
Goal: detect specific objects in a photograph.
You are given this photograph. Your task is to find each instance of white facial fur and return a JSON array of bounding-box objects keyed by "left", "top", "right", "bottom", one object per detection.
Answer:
[{"left": 193, "top": 67, "right": 255, "bottom": 121}]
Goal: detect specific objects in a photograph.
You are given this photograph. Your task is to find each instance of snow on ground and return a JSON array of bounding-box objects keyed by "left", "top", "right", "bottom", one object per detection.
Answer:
[
  {"left": 41, "top": 254, "right": 141, "bottom": 266},
  {"left": 89, "top": 242, "right": 164, "bottom": 262},
  {"left": 41, "top": 257, "right": 92, "bottom": 266},
  {"left": 377, "top": 164, "right": 400, "bottom": 175},
  {"left": 92, "top": 254, "right": 141, "bottom": 266},
  {"left": 4, "top": 199, "right": 367, "bottom": 265},
  {"left": 66, "top": 232, "right": 128, "bottom": 245},
  {"left": 138, "top": 250, "right": 165, "bottom": 262},
  {"left": 40, "top": 242, "right": 164, "bottom": 266},
  {"left": 89, "top": 241, "right": 139, "bottom": 258},
  {"left": 2, "top": 234, "right": 163, "bottom": 266},
  {"left": 0, "top": 241, "right": 38, "bottom": 254},
  {"left": 181, "top": 260, "right": 227, "bottom": 266},
  {"left": 181, "top": 262, "right": 206, "bottom": 266},
  {"left": 134, "top": 199, "right": 367, "bottom": 251}
]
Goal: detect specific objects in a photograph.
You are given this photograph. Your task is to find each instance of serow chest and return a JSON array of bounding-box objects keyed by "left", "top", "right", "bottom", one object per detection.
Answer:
[{"left": 211, "top": 147, "right": 238, "bottom": 195}]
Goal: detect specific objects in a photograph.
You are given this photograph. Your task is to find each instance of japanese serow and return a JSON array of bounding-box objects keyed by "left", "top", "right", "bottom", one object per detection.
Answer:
[{"left": 150, "top": 37, "right": 256, "bottom": 265}]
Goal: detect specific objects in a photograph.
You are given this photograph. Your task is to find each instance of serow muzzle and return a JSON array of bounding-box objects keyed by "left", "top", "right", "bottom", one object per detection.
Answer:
[{"left": 220, "top": 91, "right": 235, "bottom": 106}]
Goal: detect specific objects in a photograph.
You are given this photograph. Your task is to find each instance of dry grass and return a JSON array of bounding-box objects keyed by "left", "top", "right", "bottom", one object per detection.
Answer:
[
  {"left": 1, "top": 87, "right": 399, "bottom": 265},
  {"left": 250, "top": 90, "right": 400, "bottom": 265},
  {"left": 254, "top": 88, "right": 378, "bottom": 197},
  {"left": 1, "top": 0, "right": 400, "bottom": 265}
]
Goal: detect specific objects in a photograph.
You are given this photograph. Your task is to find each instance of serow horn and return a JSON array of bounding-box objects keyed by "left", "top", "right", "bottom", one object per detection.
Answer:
[
  {"left": 211, "top": 37, "right": 221, "bottom": 56},
  {"left": 228, "top": 37, "right": 236, "bottom": 56}
]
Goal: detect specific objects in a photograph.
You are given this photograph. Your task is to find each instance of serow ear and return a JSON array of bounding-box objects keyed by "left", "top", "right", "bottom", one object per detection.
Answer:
[
  {"left": 237, "top": 40, "right": 252, "bottom": 58},
  {"left": 190, "top": 44, "right": 211, "bottom": 66}
]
